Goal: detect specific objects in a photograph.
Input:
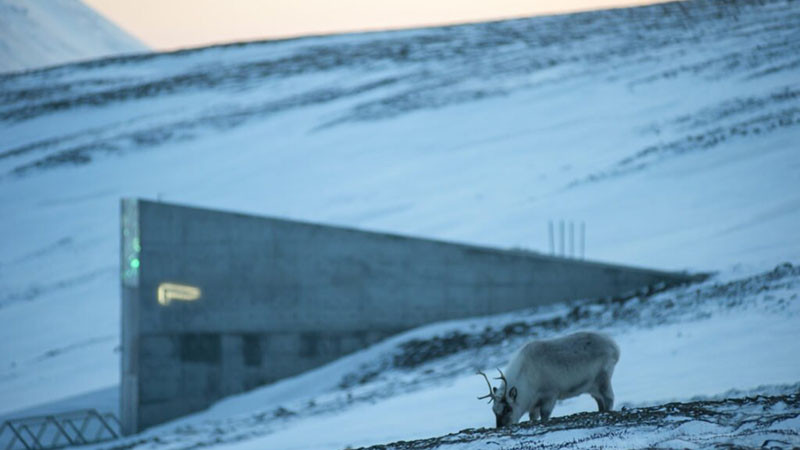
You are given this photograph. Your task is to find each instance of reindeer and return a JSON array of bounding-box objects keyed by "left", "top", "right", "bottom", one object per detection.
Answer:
[{"left": 478, "top": 331, "right": 620, "bottom": 428}]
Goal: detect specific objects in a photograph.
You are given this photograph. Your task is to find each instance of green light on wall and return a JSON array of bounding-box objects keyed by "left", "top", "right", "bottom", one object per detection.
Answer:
[{"left": 130, "top": 258, "right": 140, "bottom": 269}]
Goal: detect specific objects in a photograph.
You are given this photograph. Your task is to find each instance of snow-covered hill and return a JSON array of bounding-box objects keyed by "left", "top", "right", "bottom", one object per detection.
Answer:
[
  {"left": 87, "top": 263, "right": 800, "bottom": 449},
  {"left": 364, "top": 394, "right": 800, "bottom": 449},
  {"left": 0, "top": 0, "right": 799, "bottom": 448},
  {"left": 0, "top": 0, "right": 147, "bottom": 73}
]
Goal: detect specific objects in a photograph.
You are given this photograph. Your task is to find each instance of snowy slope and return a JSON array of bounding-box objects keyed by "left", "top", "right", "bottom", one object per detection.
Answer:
[
  {"left": 84, "top": 263, "right": 800, "bottom": 449},
  {"left": 0, "top": 0, "right": 799, "bottom": 447},
  {"left": 0, "top": 0, "right": 147, "bottom": 73},
  {"left": 361, "top": 395, "right": 800, "bottom": 449}
]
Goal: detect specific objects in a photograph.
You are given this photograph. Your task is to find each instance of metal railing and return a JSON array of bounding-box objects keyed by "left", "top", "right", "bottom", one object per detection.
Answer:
[{"left": 0, "top": 410, "right": 120, "bottom": 450}]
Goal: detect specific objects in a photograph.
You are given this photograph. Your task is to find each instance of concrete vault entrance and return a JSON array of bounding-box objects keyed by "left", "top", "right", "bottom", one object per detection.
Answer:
[{"left": 120, "top": 199, "right": 699, "bottom": 433}]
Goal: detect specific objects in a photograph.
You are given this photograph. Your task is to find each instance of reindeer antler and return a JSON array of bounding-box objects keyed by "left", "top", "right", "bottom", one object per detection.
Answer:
[
  {"left": 476, "top": 370, "right": 496, "bottom": 403},
  {"left": 495, "top": 368, "right": 508, "bottom": 398}
]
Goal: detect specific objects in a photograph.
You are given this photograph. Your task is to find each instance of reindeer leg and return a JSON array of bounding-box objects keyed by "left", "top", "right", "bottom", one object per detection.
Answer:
[
  {"left": 591, "top": 371, "right": 614, "bottom": 412},
  {"left": 539, "top": 397, "right": 557, "bottom": 423},
  {"left": 591, "top": 394, "right": 607, "bottom": 412},
  {"left": 528, "top": 404, "right": 541, "bottom": 423},
  {"left": 599, "top": 375, "right": 615, "bottom": 411}
]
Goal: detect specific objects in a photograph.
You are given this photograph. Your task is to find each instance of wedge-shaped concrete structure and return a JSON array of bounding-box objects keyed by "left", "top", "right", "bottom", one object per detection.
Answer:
[{"left": 120, "top": 199, "right": 699, "bottom": 433}]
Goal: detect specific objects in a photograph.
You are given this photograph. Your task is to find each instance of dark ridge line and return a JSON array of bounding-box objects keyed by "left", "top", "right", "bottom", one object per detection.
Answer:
[{"left": 0, "top": 0, "right": 747, "bottom": 81}]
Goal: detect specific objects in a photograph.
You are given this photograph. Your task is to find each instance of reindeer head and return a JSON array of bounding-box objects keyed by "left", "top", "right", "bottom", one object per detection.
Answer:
[{"left": 477, "top": 369, "right": 518, "bottom": 428}]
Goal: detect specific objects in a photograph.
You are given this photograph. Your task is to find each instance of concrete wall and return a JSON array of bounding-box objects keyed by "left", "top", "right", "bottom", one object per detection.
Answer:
[{"left": 120, "top": 199, "right": 697, "bottom": 434}]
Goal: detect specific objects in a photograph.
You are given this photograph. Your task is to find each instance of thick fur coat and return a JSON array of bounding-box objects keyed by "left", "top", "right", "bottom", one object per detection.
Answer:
[{"left": 480, "top": 331, "right": 620, "bottom": 427}]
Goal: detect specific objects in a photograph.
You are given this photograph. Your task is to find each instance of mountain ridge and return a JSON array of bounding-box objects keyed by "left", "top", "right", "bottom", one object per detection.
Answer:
[{"left": 0, "top": 0, "right": 148, "bottom": 74}]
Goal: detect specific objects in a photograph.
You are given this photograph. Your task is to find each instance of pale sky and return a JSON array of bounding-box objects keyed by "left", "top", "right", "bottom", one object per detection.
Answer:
[{"left": 84, "top": 0, "right": 671, "bottom": 51}]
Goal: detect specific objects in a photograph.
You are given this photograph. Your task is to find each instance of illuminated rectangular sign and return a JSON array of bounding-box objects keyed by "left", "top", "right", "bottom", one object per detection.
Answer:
[{"left": 157, "top": 282, "right": 201, "bottom": 305}]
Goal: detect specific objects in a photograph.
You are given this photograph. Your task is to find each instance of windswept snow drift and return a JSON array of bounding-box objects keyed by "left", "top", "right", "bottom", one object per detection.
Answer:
[
  {"left": 0, "top": 0, "right": 147, "bottom": 73},
  {"left": 0, "top": 0, "right": 799, "bottom": 448}
]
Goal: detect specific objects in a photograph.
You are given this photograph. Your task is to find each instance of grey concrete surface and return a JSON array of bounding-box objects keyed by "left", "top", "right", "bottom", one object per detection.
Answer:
[{"left": 120, "top": 198, "right": 700, "bottom": 434}]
